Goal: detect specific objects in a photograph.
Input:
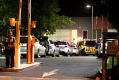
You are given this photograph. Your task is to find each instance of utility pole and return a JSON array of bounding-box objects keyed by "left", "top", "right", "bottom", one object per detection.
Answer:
[
  {"left": 27, "top": 0, "right": 32, "bottom": 64},
  {"left": 14, "top": 0, "right": 22, "bottom": 68}
]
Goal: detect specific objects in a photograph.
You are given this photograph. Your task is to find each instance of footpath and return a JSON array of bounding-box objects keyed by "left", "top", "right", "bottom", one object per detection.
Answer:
[{"left": 0, "top": 56, "right": 41, "bottom": 72}]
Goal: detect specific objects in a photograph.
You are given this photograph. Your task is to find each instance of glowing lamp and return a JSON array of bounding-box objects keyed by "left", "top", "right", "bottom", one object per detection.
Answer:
[
  {"left": 31, "top": 21, "right": 36, "bottom": 28},
  {"left": 9, "top": 18, "right": 16, "bottom": 27}
]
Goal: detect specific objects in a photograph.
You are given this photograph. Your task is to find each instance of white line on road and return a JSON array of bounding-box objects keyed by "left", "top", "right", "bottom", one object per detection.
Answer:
[{"left": 42, "top": 69, "right": 59, "bottom": 78}]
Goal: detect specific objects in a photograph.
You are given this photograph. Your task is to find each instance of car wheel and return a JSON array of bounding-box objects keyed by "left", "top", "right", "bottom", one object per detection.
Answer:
[
  {"left": 69, "top": 53, "right": 72, "bottom": 56},
  {"left": 56, "top": 55, "right": 59, "bottom": 57},
  {"left": 56, "top": 54, "right": 60, "bottom": 57},
  {"left": 55, "top": 51, "right": 60, "bottom": 57}
]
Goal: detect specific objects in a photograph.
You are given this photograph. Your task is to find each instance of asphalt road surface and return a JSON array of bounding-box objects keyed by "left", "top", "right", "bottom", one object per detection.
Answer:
[{"left": 0, "top": 56, "right": 101, "bottom": 80}]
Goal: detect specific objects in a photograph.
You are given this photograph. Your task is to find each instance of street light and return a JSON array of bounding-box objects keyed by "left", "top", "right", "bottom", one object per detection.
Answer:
[{"left": 86, "top": 4, "right": 93, "bottom": 39}]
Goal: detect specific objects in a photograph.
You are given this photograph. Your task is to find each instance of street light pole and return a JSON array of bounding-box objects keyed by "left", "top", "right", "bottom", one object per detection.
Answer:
[
  {"left": 27, "top": 0, "right": 32, "bottom": 64},
  {"left": 86, "top": 4, "right": 93, "bottom": 39},
  {"left": 91, "top": 6, "right": 93, "bottom": 39}
]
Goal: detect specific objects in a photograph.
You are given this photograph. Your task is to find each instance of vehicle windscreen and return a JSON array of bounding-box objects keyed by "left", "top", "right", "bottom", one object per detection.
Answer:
[
  {"left": 85, "top": 41, "right": 96, "bottom": 47},
  {"left": 54, "top": 41, "right": 67, "bottom": 45},
  {"left": 38, "top": 36, "right": 48, "bottom": 47}
]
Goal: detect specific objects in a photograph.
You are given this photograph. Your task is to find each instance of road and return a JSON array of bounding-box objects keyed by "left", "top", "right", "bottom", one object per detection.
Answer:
[{"left": 0, "top": 56, "right": 101, "bottom": 80}]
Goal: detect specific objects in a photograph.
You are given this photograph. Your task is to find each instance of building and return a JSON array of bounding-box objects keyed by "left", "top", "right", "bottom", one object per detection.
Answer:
[{"left": 47, "top": 17, "right": 112, "bottom": 44}]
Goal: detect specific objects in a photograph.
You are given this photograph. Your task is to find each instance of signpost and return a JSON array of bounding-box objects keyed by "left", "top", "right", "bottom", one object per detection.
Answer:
[
  {"left": 102, "top": 32, "right": 119, "bottom": 80},
  {"left": 107, "top": 40, "right": 118, "bottom": 55}
]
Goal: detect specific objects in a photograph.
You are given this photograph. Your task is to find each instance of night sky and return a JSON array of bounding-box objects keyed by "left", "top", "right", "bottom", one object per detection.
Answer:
[{"left": 58, "top": 0, "right": 106, "bottom": 17}]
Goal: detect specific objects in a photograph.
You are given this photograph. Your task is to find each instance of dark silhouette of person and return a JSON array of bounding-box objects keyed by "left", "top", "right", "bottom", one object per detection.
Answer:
[{"left": 4, "top": 30, "right": 15, "bottom": 68}]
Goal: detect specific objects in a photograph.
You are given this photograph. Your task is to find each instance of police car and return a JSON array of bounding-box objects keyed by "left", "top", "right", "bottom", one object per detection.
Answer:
[{"left": 79, "top": 39, "right": 97, "bottom": 56}]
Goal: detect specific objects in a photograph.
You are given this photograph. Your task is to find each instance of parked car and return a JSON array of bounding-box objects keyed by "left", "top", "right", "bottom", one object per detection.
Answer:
[
  {"left": 54, "top": 41, "right": 72, "bottom": 56},
  {"left": 38, "top": 36, "right": 60, "bottom": 57},
  {"left": 20, "top": 35, "right": 46, "bottom": 58},
  {"left": 70, "top": 42, "right": 79, "bottom": 56},
  {"left": 49, "top": 40, "right": 60, "bottom": 57}
]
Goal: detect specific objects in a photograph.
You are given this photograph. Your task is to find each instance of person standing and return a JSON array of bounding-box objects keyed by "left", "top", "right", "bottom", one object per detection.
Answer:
[{"left": 4, "top": 30, "right": 15, "bottom": 68}]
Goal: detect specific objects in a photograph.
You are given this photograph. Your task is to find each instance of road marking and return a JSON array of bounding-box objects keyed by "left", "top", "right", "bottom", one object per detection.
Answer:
[{"left": 42, "top": 69, "right": 59, "bottom": 78}]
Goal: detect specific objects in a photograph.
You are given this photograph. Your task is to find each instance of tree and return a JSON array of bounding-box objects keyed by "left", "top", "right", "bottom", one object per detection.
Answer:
[
  {"left": 31, "top": 0, "right": 75, "bottom": 36},
  {"left": 0, "top": 0, "right": 19, "bottom": 36},
  {"left": 101, "top": 0, "right": 119, "bottom": 31},
  {"left": 0, "top": 0, "right": 75, "bottom": 37}
]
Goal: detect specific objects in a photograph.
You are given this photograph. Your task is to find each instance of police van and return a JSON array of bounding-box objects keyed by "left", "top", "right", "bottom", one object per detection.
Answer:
[{"left": 79, "top": 39, "right": 97, "bottom": 56}]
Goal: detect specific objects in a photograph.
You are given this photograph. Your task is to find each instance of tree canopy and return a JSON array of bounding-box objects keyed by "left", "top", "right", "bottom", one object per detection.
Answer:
[{"left": 0, "top": 0, "right": 75, "bottom": 37}]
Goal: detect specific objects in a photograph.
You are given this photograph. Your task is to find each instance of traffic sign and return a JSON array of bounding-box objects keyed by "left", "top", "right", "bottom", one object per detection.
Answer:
[{"left": 107, "top": 40, "right": 118, "bottom": 55}]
